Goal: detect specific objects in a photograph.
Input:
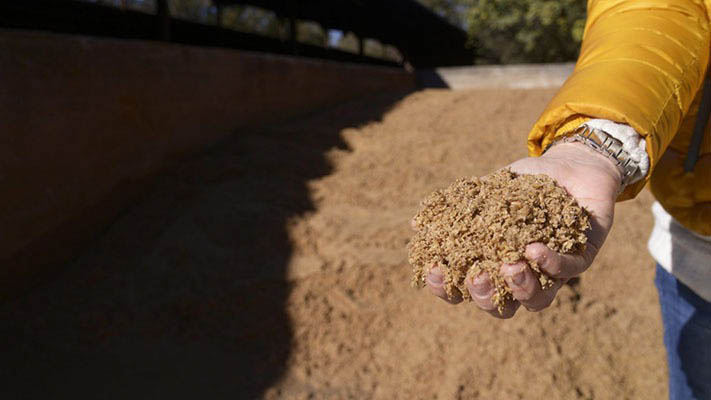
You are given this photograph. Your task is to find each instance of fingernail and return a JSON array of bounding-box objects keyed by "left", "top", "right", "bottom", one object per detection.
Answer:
[
  {"left": 512, "top": 270, "right": 526, "bottom": 286},
  {"left": 472, "top": 275, "right": 491, "bottom": 296},
  {"left": 428, "top": 268, "right": 443, "bottom": 285}
]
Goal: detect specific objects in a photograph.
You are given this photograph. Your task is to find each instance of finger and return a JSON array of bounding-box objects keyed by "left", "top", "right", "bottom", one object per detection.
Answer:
[
  {"left": 525, "top": 242, "right": 594, "bottom": 279},
  {"left": 501, "top": 262, "right": 562, "bottom": 311},
  {"left": 426, "top": 267, "right": 462, "bottom": 304},
  {"left": 465, "top": 272, "right": 520, "bottom": 318},
  {"left": 465, "top": 272, "right": 496, "bottom": 310}
]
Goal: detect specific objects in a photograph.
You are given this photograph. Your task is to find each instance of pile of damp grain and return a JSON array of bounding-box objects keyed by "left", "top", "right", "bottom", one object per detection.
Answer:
[{"left": 408, "top": 169, "right": 590, "bottom": 312}]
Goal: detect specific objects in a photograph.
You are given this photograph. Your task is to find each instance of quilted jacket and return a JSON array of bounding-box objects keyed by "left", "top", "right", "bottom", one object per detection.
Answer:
[{"left": 527, "top": 0, "right": 711, "bottom": 235}]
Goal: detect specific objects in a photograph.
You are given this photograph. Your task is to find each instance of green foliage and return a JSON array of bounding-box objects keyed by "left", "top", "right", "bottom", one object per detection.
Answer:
[
  {"left": 418, "top": 0, "right": 585, "bottom": 63},
  {"left": 297, "top": 21, "right": 327, "bottom": 46},
  {"left": 416, "top": 0, "right": 469, "bottom": 28},
  {"left": 336, "top": 32, "right": 360, "bottom": 53},
  {"left": 364, "top": 39, "right": 384, "bottom": 58},
  {"left": 467, "top": 0, "right": 586, "bottom": 64},
  {"left": 170, "top": 0, "right": 215, "bottom": 23},
  {"left": 220, "top": 5, "right": 280, "bottom": 37}
]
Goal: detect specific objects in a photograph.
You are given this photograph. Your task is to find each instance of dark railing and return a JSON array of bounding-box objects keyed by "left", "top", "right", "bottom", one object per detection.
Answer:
[
  {"left": 215, "top": 0, "right": 474, "bottom": 67},
  {"left": 0, "top": 0, "right": 404, "bottom": 68}
]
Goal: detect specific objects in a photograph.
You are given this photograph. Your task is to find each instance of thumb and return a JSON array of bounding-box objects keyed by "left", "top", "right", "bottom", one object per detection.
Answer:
[{"left": 525, "top": 242, "right": 599, "bottom": 279}]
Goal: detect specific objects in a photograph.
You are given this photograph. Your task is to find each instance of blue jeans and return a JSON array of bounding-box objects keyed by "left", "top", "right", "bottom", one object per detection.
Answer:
[{"left": 655, "top": 264, "right": 711, "bottom": 400}]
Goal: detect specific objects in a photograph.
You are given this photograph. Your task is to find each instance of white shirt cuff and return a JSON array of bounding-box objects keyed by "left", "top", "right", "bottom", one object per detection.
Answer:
[{"left": 581, "top": 119, "right": 650, "bottom": 185}]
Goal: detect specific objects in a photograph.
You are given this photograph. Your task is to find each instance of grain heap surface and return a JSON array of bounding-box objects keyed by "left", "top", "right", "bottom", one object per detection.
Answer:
[{"left": 408, "top": 169, "right": 590, "bottom": 311}]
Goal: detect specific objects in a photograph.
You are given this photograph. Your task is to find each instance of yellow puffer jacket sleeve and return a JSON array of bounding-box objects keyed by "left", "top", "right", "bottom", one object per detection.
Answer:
[{"left": 527, "top": 0, "right": 711, "bottom": 201}]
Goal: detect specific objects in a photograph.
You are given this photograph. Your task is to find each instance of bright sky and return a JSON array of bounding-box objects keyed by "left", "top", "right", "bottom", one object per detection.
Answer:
[{"left": 327, "top": 30, "right": 343, "bottom": 47}]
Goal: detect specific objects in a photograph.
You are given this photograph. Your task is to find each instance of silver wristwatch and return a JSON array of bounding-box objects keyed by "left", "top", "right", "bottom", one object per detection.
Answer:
[{"left": 544, "top": 124, "right": 640, "bottom": 188}]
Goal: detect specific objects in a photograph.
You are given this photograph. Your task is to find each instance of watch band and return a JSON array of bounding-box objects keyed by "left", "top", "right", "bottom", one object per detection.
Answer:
[{"left": 544, "top": 124, "right": 640, "bottom": 188}]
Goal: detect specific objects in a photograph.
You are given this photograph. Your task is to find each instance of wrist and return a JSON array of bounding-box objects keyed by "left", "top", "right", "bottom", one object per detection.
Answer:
[
  {"left": 542, "top": 142, "right": 624, "bottom": 190},
  {"left": 543, "top": 124, "right": 643, "bottom": 191}
]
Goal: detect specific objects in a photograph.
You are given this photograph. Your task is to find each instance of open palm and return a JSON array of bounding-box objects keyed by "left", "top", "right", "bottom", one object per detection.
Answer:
[{"left": 426, "top": 142, "right": 623, "bottom": 318}]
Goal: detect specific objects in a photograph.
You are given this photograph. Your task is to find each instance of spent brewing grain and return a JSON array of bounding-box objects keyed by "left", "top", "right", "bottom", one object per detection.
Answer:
[{"left": 408, "top": 169, "right": 590, "bottom": 312}]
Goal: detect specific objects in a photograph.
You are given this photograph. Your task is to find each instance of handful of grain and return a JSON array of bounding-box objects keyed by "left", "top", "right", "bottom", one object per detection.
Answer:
[{"left": 407, "top": 169, "right": 590, "bottom": 312}]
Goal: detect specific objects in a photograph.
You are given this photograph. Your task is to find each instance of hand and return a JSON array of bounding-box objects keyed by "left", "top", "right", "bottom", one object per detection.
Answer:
[{"left": 425, "top": 142, "right": 623, "bottom": 318}]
